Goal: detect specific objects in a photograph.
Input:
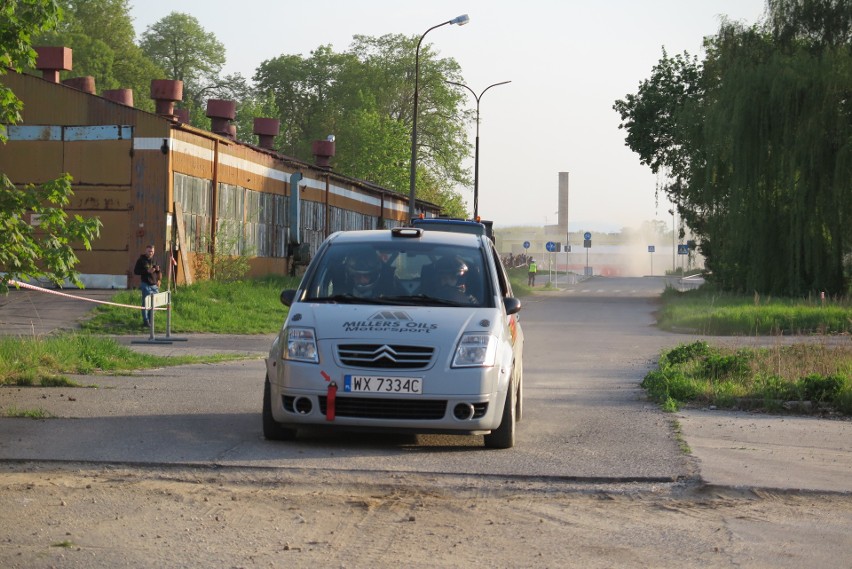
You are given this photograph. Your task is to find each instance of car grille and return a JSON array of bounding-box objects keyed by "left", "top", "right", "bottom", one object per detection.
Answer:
[
  {"left": 337, "top": 344, "right": 434, "bottom": 370},
  {"left": 319, "top": 396, "right": 447, "bottom": 420}
]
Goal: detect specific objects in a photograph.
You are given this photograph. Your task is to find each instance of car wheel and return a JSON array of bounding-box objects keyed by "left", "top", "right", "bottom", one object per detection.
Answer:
[
  {"left": 263, "top": 376, "right": 297, "bottom": 441},
  {"left": 484, "top": 376, "right": 516, "bottom": 449}
]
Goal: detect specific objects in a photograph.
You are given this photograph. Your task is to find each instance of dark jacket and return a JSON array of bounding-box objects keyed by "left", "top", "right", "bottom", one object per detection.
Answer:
[{"left": 134, "top": 255, "right": 161, "bottom": 285}]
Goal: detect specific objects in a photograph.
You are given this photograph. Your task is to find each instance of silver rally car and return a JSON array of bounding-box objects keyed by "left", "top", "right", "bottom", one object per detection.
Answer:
[{"left": 264, "top": 226, "right": 524, "bottom": 448}]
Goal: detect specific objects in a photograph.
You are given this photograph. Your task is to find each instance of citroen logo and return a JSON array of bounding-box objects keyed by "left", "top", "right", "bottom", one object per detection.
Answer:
[{"left": 372, "top": 345, "right": 399, "bottom": 362}]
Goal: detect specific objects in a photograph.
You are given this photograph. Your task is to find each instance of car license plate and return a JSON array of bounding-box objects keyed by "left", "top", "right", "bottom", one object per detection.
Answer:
[{"left": 343, "top": 375, "right": 422, "bottom": 394}]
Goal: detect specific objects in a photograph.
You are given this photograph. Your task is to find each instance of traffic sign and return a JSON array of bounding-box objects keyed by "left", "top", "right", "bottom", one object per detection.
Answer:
[
  {"left": 523, "top": 241, "right": 530, "bottom": 249},
  {"left": 648, "top": 245, "right": 655, "bottom": 253},
  {"left": 583, "top": 239, "right": 591, "bottom": 248},
  {"left": 584, "top": 231, "right": 592, "bottom": 240},
  {"left": 677, "top": 244, "right": 689, "bottom": 255},
  {"left": 545, "top": 241, "right": 556, "bottom": 252}
]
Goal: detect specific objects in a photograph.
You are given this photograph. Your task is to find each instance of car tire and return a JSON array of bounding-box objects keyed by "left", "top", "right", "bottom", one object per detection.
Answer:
[
  {"left": 263, "top": 376, "right": 297, "bottom": 441},
  {"left": 516, "top": 362, "right": 524, "bottom": 422},
  {"left": 484, "top": 376, "right": 516, "bottom": 449}
]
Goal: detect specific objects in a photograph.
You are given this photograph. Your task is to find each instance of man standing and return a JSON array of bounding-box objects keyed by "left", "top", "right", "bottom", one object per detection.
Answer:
[
  {"left": 528, "top": 258, "right": 537, "bottom": 287},
  {"left": 134, "top": 244, "right": 161, "bottom": 327}
]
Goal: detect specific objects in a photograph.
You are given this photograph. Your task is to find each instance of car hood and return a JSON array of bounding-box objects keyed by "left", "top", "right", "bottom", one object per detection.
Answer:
[{"left": 286, "top": 303, "right": 504, "bottom": 342}]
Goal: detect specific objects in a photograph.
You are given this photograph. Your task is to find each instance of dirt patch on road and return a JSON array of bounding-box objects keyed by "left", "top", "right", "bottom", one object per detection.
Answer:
[{"left": 2, "top": 462, "right": 851, "bottom": 568}]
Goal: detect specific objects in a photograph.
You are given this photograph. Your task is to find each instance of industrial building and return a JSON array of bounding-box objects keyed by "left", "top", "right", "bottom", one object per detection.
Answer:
[{"left": 0, "top": 46, "right": 440, "bottom": 289}]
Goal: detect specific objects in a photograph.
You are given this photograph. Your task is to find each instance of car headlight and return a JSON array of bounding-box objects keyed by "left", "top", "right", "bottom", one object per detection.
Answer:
[
  {"left": 452, "top": 333, "right": 498, "bottom": 368},
  {"left": 282, "top": 327, "right": 318, "bottom": 363}
]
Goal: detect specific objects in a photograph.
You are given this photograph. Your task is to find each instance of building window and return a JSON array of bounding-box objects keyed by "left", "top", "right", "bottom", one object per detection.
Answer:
[{"left": 173, "top": 172, "right": 211, "bottom": 253}]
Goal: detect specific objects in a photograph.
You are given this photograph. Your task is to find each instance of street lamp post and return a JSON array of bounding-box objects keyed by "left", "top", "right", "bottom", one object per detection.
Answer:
[
  {"left": 409, "top": 14, "right": 470, "bottom": 220},
  {"left": 445, "top": 80, "right": 511, "bottom": 219},
  {"left": 668, "top": 208, "right": 676, "bottom": 275}
]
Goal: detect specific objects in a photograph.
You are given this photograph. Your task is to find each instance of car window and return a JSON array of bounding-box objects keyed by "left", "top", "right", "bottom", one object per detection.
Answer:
[
  {"left": 489, "top": 242, "right": 513, "bottom": 298},
  {"left": 302, "top": 240, "right": 494, "bottom": 307}
]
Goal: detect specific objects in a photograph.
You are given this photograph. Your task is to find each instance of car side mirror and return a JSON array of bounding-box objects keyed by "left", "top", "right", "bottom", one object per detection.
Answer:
[
  {"left": 503, "top": 296, "right": 521, "bottom": 315},
  {"left": 280, "top": 289, "right": 297, "bottom": 307}
]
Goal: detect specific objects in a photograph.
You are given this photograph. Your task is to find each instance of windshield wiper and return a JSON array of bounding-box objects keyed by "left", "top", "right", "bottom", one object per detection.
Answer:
[
  {"left": 380, "top": 294, "right": 466, "bottom": 307},
  {"left": 306, "top": 294, "right": 405, "bottom": 305},
  {"left": 305, "top": 294, "right": 468, "bottom": 307}
]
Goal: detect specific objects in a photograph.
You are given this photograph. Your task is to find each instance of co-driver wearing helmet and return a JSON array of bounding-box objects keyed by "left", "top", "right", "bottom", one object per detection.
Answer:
[{"left": 430, "top": 255, "right": 475, "bottom": 304}]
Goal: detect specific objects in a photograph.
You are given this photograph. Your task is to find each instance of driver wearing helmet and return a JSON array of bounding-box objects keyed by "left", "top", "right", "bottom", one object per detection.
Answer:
[
  {"left": 344, "top": 248, "right": 400, "bottom": 298},
  {"left": 430, "top": 255, "right": 474, "bottom": 304}
]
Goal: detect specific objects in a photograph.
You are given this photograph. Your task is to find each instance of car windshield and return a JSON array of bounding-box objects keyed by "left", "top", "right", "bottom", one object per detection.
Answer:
[{"left": 302, "top": 240, "right": 493, "bottom": 308}]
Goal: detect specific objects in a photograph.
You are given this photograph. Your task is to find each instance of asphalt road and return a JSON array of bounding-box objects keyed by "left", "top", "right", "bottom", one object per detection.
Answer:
[{"left": 1, "top": 277, "right": 850, "bottom": 492}]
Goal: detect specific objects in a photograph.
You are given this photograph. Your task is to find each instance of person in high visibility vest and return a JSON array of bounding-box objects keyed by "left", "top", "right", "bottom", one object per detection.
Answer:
[{"left": 528, "top": 258, "right": 537, "bottom": 286}]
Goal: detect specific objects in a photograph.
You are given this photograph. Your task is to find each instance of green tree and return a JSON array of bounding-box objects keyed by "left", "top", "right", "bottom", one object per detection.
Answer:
[
  {"left": 614, "top": 0, "right": 851, "bottom": 296},
  {"left": 0, "top": 0, "right": 102, "bottom": 294},
  {"left": 33, "top": 0, "right": 163, "bottom": 112},
  {"left": 254, "top": 46, "right": 358, "bottom": 157},
  {"left": 253, "top": 34, "right": 471, "bottom": 216},
  {"left": 0, "top": 175, "right": 102, "bottom": 293},
  {"left": 140, "top": 12, "right": 227, "bottom": 123},
  {"left": 1, "top": 0, "right": 63, "bottom": 138}
]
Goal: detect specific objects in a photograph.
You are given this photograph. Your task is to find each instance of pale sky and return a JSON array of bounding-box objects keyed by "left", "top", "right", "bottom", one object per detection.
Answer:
[{"left": 130, "top": 0, "right": 767, "bottom": 231}]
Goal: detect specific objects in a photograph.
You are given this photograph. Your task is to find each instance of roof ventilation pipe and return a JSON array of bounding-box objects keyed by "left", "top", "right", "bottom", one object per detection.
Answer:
[
  {"left": 311, "top": 135, "right": 335, "bottom": 168},
  {"left": 150, "top": 79, "right": 183, "bottom": 119},
  {"left": 253, "top": 117, "right": 279, "bottom": 150},
  {"left": 62, "top": 76, "right": 96, "bottom": 94},
  {"left": 103, "top": 89, "right": 134, "bottom": 106},
  {"left": 173, "top": 108, "right": 190, "bottom": 123},
  {"left": 206, "top": 99, "right": 236, "bottom": 138},
  {"left": 34, "top": 46, "right": 72, "bottom": 83}
]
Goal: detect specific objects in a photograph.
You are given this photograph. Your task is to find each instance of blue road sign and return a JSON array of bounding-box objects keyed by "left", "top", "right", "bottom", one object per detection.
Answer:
[
  {"left": 678, "top": 244, "right": 689, "bottom": 255},
  {"left": 648, "top": 245, "right": 655, "bottom": 253},
  {"left": 545, "top": 241, "right": 556, "bottom": 252},
  {"left": 584, "top": 231, "right": 592, "bottom": 240},
  {"left": 523, "top": 241, "right": 530, "bottom": 249}
]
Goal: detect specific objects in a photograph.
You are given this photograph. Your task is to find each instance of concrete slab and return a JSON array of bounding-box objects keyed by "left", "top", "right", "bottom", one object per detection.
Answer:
[{"left": 678, "top": 409, "right": 852, "bottom": 493}]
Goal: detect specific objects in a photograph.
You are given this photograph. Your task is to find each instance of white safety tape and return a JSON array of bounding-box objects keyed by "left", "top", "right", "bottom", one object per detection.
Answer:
[{"left": 8, "top": 279, "right": 166, "bottom": 310}]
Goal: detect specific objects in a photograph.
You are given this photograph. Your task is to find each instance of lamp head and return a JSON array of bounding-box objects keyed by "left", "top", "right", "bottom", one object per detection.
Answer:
[{"left": 451, "top": 14, "right": 470, "bottom": 26}]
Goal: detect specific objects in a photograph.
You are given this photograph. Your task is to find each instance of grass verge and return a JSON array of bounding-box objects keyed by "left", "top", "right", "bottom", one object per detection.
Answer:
[
  {"left": 643, "top": 340, "right": 852, "bottom": 416},
  {"left": 657, "top": 284, "right": 852, "bottom": 335},
  {"left": 0, "top": 334, "right": 248, "bottom": 386},
  {"left": 507, "top": 268, "right": 533, "bottom": 297},
  {"left": 82, "top": 275, "right": 300, "bottom": 335},
  {"left": 2, "top": 275, "right": 299, "bottom": 386}
]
